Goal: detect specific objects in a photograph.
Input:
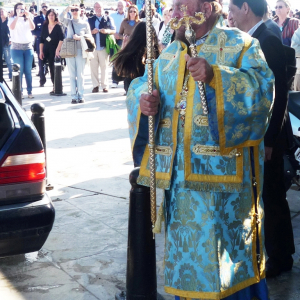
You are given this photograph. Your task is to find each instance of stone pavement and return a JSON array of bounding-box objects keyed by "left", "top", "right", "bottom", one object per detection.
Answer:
[{"left": 0, "top": 64, "right": 299, "bottom": 300}]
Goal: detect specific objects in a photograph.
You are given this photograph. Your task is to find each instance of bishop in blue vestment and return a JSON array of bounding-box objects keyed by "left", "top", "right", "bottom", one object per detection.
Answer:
[{"left": 126, "top": 0, "right": 275, "bottom": 299}]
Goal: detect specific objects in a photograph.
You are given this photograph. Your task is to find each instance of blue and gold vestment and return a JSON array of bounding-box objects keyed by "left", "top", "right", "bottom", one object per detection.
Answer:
[{"left": 126, "top": 21, "right": 274, "bottom": 300}]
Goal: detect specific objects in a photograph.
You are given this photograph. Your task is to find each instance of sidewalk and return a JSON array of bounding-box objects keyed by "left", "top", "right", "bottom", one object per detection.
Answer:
[{"left": 0, "top": 65, "right": 299, "bottom": 300}]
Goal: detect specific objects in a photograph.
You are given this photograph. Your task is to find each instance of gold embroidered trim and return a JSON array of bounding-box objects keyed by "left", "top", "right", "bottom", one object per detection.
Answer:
[
  {"left": 137, "top": 175, "right": 170, "bottom": 190},
  {"left": 185, "top": 181, "right": 243, "bottom": 192},
  {"left": 155, "top": 145, "right": 172, "bottom": 156},
  {"left": 159, "top": 118, "right": 171, "bottom": 128},
  {"left": 194, "top": 115, "right": 208, "bottom": 126},
  {"left": 201, "top": 31, "right": 243, "bottom": 64},
  {"left": 192, "top": 144, "right": 238, "bottom": 157}
]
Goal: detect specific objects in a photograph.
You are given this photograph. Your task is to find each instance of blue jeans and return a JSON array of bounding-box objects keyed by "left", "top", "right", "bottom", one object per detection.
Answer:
[
  {"left": 10, "top": 48, "right": 34, "bottom": 94},
  {"left": 3, "top": 45, "right": 12, "bottom": 79},
  {"left": 66, "top": 49, "right": 86, "bottom": 100}
]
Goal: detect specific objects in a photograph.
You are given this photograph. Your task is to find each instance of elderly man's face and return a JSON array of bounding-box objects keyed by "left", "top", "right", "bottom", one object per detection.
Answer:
[
  {"left": 172, "top": 0, "right": 208, "bottom": 41},
  {"left": 94, "top": 2, "right": 102, "bottom": 16},
  {"left": 117, "top": 1, "right": 124, "bottom": 13}
]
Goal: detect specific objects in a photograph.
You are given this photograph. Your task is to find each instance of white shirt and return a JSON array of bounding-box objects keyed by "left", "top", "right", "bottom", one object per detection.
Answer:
[
  {"left": 247, "top": 20, "right": 264, "bottom": 37},
  {"left": 8, "top": 16, "right": 34, "bottom": 43},
  {"left": 158, "top": 22, "right": 166, "bottom": 41}
]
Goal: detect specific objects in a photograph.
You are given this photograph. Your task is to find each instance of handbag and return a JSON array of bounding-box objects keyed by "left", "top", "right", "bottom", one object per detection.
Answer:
[{"left": 60, "top": 21, "right": 77, "bottom": 58}]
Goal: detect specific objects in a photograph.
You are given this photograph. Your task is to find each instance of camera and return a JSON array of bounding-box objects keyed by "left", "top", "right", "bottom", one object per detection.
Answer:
[{"left": 20, "top": 9, "right": 25, "bottom": 13}]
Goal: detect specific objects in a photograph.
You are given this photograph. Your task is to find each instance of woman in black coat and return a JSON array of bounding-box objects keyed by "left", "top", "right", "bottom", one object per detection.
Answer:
[{"left": 39, "top": 9, "right": 64, "bottom": 93}]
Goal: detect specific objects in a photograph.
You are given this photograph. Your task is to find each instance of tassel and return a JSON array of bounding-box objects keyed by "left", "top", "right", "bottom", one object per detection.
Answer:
[{"left": 152, "top": 200, "right": 165, "bottom": 234}]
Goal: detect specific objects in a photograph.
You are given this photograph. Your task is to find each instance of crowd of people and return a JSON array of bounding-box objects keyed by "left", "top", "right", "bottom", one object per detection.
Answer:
[{"left": 0, "top": 0, "right": 173, "bottom": 101}]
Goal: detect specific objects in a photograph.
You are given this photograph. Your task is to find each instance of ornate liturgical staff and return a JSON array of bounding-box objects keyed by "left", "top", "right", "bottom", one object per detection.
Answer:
[
  {"left": 170, "top": 5, "right": 208, "bottom": 115},
  {"left": 145, "top": 0, "right": 157, "bottom": 235}
]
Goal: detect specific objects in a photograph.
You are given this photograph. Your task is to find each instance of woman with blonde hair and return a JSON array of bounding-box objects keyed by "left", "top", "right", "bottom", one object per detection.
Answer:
[
  {"left": 273, "top": 0, "right": 299, "bottom": 46},
  {"left": 118, "top": 5, "right": 140, "bottom": 48},
  {"left": 59, "top": 3, "right": 91, "bottom": 103}
]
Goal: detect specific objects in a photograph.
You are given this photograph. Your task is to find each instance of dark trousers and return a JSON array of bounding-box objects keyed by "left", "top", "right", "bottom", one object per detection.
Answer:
[
  {"left": 262, "top": 144, "right": 295, "bottom": 259},
  {"left": 112, "top": 39, "right": 123, "bottom": 84},
  {"left": 124, "top": 77, "right": 133, "bottom": 92},
  {"left": 47, "top": 56, "right": 55, "bottom": 85},
  {"left": 35, "top": 37, "right": 46, "bottom": 85}
]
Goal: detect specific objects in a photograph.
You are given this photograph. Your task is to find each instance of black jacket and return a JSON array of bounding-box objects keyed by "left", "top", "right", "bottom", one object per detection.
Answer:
[
  {"left": 32, "top": 14, "right": 46, "bottom": 37},
  {"left": 252, "top": 22, "right": 293, "bottom": 149},
  {"left": 88, "top": 15, "right": 115, "bottom": 48},
  {"left": 0, "top": 18, "right": 10, "bottom": 47}
]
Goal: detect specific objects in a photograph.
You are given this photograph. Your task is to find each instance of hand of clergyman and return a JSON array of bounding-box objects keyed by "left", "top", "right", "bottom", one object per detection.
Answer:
[{"left": 185, "top": 54, "right": 214, "bottom": 84}]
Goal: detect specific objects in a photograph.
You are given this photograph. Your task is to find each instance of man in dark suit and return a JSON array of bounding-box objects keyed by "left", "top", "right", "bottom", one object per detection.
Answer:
[
  {"left": 0, "top": 17, "right": 3, "bottom": 83},
  {"left": 229, "top": 0, "right": 295, "bottom": 277},
  {"left": 32, "top": 3, "right": 48, "bottom": 87}
]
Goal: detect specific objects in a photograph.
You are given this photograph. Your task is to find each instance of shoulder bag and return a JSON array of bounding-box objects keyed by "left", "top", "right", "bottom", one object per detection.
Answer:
[{"left": 60, "top": 21, "right": 77, "bottom": 58}]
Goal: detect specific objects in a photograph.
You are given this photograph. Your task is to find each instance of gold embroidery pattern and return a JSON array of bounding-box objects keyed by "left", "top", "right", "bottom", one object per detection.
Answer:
[
  {"left": 192, "top": 144, "right": 238, "bottom": 157},
  {"left": 155, "top": 145, "right": 173, "bottom": 156},
  {"left": 202, "top": 31, "right": 243, "bottom": 64},
  {"left": 159, "top": 118, "right": 171, "bottom": 128},
  {"left": 137, "top": 175, "right": 170, "bottom": 190},
  {"left": 194, "top": 115, "right": 208, "bottom": 126}
]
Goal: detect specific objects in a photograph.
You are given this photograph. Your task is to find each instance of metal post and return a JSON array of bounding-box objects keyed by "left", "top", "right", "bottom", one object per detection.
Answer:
[
  {"left": 31, "top": 103, "right": 53, "bottom": 191},
  {"left": 12, "top": 63, "right": 22, "bottom": 105},
  {"left": 116, "top": 168, "right": 158, "bottom": 300},
  {"left": 53, "top": 57, "right": 66, "bottom": 96}
]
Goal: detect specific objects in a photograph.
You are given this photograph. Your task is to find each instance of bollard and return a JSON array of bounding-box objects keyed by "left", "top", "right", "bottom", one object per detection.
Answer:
[
  {"left": 53, "top": 57, "right": 66, "bottom": 96},
  {"left": 116, "top": 167, "right": 158, "bottom": 300},
  {"left": 31, "top": 103, "right": 53, "bottom": 191},
  {"left": 12, "top": 63, "right": 22, "bottom": 105}
]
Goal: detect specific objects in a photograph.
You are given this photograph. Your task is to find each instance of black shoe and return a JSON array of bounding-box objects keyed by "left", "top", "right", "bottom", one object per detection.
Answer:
[
  {"left": 266, "top": 256, "right": 294, "bottom": 278},
  {"left": 71, "top": 99, "right": 77, "bottom": 104},
  {"left": 50, "top": 90, "right": 54, "bottom": 95},
  {"left": 40, "top": 83, "right": 45, "bottom": 87},
  {"left": 78, "top": 99, "right": 85, "bottom": 103},
  {"left": 266, "top": 258, "right": 281, "bottom": 278}
]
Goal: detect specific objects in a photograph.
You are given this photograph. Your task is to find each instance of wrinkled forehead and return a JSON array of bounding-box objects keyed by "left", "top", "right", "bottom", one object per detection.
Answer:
[{"left": 94, "top": 2, "right": 102, "bottom": 9}]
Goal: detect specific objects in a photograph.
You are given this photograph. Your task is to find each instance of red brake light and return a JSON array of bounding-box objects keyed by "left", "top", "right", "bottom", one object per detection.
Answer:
[{"left": 0, "top": 152, "right": 46, "bottom": 185}]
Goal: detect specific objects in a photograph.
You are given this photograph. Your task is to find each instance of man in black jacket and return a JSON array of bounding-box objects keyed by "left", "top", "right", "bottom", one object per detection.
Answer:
[
  {"left": 0, "top": 16, "right": 3, "bottom": 83},
  {"left": 229, "top": 0, "right": 295, "bottom": 278},
  {"left": 88, "top": 2, "right": 115, "bottom": 93},
  {"left": 32, "top": 3, "right": 48, "bottom": 87}
]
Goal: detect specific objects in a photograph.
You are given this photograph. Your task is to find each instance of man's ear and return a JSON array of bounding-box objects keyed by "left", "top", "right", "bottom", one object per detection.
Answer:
[
  {"left": 202, "top": 2, "right": 213, "bottom": 19},
  {"left": 242, "top": 2, "right": 250, "bottom": 15}
]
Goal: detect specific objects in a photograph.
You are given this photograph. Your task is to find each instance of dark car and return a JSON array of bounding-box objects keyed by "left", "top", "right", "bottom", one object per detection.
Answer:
[{"left": 0, "top": 81, "right": 55, "bottom": 257}]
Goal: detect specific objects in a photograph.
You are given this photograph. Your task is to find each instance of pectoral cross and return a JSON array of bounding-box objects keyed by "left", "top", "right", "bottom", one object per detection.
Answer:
[{"left": 170, "top": 5, "right": 208, "bottom": 115}]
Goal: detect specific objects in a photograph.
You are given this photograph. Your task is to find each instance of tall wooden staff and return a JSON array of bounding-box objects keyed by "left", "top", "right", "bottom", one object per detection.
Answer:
[{"left": 145, "top": 0, "right": 156, "bottom": 234}]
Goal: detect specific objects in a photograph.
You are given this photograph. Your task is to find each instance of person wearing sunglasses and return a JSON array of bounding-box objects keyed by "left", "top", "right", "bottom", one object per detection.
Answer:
[
  {"left": 118, "top": 5, "right": 140, "bottom": 49},
  {"left": 59, "top": 4, "right": 92, "bottom": 103},
  {"left": 88, "top": 1, "right": 116, "bottom": 93},
  {"left": 32, "top": 3, "right": 48, "bottom": 87},
  {"left": 8, "top": 2, "right": 35, "bottom": 99},
  {"left": 273, "top": 0, "right": 299, "bottom": 46}
]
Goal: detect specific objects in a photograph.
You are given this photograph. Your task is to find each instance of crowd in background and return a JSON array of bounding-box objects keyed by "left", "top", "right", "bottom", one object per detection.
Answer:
[{"left": 1, "top": 0, "right": 300, "bottom": 100}]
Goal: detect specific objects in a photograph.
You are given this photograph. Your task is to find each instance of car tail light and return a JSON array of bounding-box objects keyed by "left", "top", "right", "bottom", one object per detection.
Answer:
[{"left": 0, "top": 152, "right": 46, "bottom": 185}]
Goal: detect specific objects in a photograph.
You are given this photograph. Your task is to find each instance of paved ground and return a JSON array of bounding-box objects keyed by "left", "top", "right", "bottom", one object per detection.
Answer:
[{"left": 0, "top": 63, "right": 300, "bottom": 300}]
